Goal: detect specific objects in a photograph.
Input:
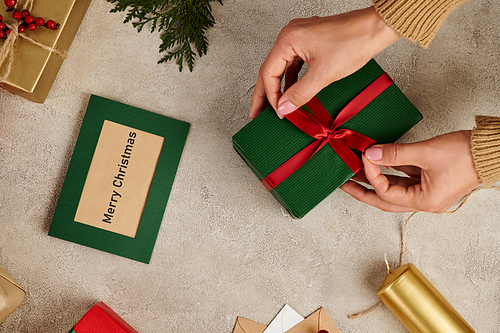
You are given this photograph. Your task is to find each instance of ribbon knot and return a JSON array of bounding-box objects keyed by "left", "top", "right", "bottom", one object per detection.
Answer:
[
  {"left": 327, "top": 128, "right": 350, "bottom": 141},
  {"left": 261, "top": 73, "right": 394, "bottom": 191}
]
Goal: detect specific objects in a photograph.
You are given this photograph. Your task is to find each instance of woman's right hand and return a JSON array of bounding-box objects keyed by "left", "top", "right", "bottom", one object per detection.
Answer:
[{"left": 341, "top": 131, "right": 482, "bottom": 213}]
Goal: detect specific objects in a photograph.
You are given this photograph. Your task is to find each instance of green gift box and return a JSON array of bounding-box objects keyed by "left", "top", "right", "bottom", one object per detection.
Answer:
[{"left": 232, "top": 59, "right": 422, "bottom": 218}]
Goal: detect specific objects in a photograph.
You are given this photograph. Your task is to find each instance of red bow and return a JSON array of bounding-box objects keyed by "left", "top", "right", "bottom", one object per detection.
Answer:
[{"left": 262, "top": 73, "right": 393, "bottom": 190}]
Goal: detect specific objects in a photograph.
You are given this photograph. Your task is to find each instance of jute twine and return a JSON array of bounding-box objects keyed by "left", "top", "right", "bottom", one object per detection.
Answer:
[
  {"left": 348, "top": 186, "right": 500, "bottom": 319},
  {"left": 0, "top": 0, "right": 67, "bottom": 90}
]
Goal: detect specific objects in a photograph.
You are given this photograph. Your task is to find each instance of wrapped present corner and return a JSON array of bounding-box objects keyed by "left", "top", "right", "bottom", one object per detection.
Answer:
[
  {"left": 0, "top": 0, "right": 92, "bottom": 103},
  {"left": 70, "top": 301, "right": 138, "bottom": 333},
  {"left": 0, "top": 264, "right": 26, "bottom": 324},
  {"left": 233, "top": 60, "right": 422, "bottom": 218}
]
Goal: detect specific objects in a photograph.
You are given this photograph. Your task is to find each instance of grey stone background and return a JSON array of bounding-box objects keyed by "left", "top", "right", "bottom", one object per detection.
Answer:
[{"left": 0, "top": 0, "right": 498, "bottom": 332}]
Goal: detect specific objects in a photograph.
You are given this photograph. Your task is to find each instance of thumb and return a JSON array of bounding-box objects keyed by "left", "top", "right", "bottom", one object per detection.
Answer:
[
  {"left": 277, "top": 67, "right": 331, "bottom": 117},
  {"left": 364, "top": 142, "right": 425, "bottom": 168}
]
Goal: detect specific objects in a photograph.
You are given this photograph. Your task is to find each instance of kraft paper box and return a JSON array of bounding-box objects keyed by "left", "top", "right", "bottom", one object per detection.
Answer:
[
  {"left": 69, "top": 301, "right": 138, "bottom": 333},
  {"left": 0, "top": 0, "right": 91, "bottom": 103},
  {"left": 49, "top": 95, "right": 190, "bottom": 263},
  {"left": 233, "top": 59, "right": 422, "bottom": 218},
  {"left": 0, "top": 264, "right": 26, "bottom": 324}
]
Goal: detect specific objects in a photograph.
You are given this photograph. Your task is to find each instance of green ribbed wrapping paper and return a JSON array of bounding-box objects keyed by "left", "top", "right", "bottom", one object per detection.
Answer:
[{"left": 233, "top": 60, "right": 422, "bottom": 218}]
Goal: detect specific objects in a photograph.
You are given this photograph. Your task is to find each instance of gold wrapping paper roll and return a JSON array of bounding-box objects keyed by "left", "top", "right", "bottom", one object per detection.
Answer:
[
  {"left": 0, "top": 0, "right": 91, "bottom": 103},
  {"left": 377, "top": 263, "right": 474, "bottom": 333}
]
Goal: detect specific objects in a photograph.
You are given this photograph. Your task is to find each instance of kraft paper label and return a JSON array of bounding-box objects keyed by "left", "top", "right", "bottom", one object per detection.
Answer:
[{"left": 75, "top": 120, "right": 164, "bottom": 238}]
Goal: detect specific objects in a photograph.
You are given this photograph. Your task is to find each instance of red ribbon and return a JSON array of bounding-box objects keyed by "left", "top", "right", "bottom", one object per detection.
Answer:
[{"left": 262, "top": 73, "right": 393, "bottom": 190}]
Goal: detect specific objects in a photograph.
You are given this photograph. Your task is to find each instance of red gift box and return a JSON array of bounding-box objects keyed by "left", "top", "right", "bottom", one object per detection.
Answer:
[{"left": 71, "top": 302, "right": 138, "bottom": 333}]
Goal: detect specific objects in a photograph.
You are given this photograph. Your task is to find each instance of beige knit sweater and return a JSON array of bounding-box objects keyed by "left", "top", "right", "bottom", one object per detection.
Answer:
[
  {"left": 373, "top": 0, "right": 500, "bottom": 185},
  {"left": 372, "top": 0, "right": 468, "bottom": 48},
  {"left": 471, "top": 116, "right": 500, "bottom": 186}
]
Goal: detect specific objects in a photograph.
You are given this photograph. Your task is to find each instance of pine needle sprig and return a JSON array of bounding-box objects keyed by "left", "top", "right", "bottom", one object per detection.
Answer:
[{"left": 107, "top": 0, "right": 223, "bottom": 72}]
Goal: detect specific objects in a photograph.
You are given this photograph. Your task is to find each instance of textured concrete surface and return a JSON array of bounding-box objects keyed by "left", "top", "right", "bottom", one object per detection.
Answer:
[{"left": 0, "top": 0, "right": 499, "bottom": 332}]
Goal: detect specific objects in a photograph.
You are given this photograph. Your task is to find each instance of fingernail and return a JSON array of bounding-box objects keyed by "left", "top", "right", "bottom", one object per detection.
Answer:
[
  {"left": 365, "top": 147, "right": 383, "bottom": 161},
  {"left": 277, "top": 101, "right": 298, "bottom": 117}
]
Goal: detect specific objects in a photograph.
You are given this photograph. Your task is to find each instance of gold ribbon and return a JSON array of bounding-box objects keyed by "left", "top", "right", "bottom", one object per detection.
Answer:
[{"left": 0, "top": 0, "right": 67, "bottom": 88}]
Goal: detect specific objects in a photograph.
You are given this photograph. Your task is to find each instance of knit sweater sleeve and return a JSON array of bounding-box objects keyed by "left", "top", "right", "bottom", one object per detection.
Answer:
[
  {"left": 471, "top": 116, "right": 500, "bottom": 186},
  {"left": 372, "top": 0, "right": 469, "bottom": 48}
]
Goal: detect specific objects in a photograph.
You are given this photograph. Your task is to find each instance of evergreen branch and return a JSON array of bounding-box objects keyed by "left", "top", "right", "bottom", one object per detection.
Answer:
[{"left": 107, "top": 0, "right": 223, "bottom": 72}]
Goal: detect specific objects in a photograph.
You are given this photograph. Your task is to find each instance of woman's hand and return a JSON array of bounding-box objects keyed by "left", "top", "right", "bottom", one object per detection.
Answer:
[
  {"left": 340, "top": 131, "right": 482, "bottom": 213},
  {"left": 249, "top": 7, "right": 401, "bottom": 119}
]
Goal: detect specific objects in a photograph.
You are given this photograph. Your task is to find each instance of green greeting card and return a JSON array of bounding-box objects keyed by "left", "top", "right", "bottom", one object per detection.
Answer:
[{"left": 49, "top": 95, "right": 190, "bottom": 263}]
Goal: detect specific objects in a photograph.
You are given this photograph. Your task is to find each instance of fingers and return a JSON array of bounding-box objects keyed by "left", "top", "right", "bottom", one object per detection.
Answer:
[
  {"left": 277, "top": 66, "right": 332, "bottom": 117},
  {"left": 352, "top": 170, "right": 369, "bottom": 183},
  {"left": 249, "top": 32, "right": 302, "bottom": 119},
  {"left": 248, "top": 59, "right": 311, "bottom": 120},
  {"left": 284, "top": 57, "right": 304, "bottom": 92},
  {"left": 391, "top": 166, "right": 421, "bottom": 179},
  {"left": 340, "top": 181, "right": 416, "bottom": 212},
  {"left": 250, "top": 56, "right": 305, "bottom": 119},
  {"left": 249, "top": 75, "right": 268, "bottom": 119},
  {"left": 259, "top": 40, "right": 298, "bottom": 111},
  {"left": 353, "top": 169, "right": 420, "bottom": 187},
  {"left": 363, "top": 154, "right": 423, "bottom": 209},
  {"left": 364, "top": 142, "right": 427, "bottom": 168}
]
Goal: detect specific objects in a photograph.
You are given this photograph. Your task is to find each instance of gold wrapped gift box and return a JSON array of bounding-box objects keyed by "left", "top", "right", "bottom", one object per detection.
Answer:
[
  {"left": 0, "top": 0, "right": 91, "bottom": 103},
  {"left": 0, "top": 264, "right": 25, "bottom": 323}
]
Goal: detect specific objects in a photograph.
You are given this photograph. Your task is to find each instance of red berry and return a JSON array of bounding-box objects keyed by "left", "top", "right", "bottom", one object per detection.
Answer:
[
  {"left": 4, "top": 0, "right": 16, "bottom": 8},
  {"left": 45, "top": 20, "right": 55, "bottom": 30},
  {"left": 0, "top": 14, "right": 3, "bottom": 21},
  {"left": 0, "top": 22, "right": 4, "bottom": 30},
  {"left": 27, "top": 23, "right": 36, "bottom": 31},
  {"left": 21, "top": 10, "right": 29, "bottom": 18},
  {"left": 18, "top": 25, "right": 25, "bottom": 33},
  {"left": 12, "top": 10, "right": 21, "bottom": 20},
  {"left": 35, "top": 17, "right": 44, "bottom": 26},
  {"left": 0, "top": 31, "right": 4, "bottom": 38},
  {"left": 6, "top": 28, "right": 11, "bottom": 36},
  {"left": 24, "top": 15, "right": 33, "bottom": 24}
]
